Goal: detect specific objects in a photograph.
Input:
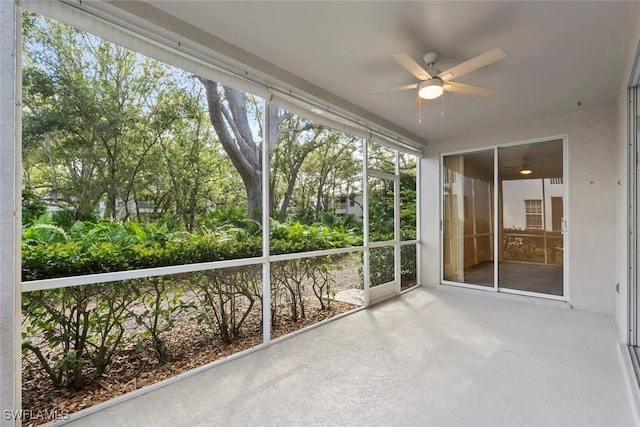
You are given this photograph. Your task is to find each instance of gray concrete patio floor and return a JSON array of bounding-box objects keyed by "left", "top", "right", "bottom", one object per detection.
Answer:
[{"left": 66, "top": 286, "right": 638, "bottom": 426}]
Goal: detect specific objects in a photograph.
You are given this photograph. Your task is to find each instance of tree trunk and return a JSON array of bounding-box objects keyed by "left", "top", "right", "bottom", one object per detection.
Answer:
[{"left": 199, "top": 79, "right": 262, "bottom": 221}]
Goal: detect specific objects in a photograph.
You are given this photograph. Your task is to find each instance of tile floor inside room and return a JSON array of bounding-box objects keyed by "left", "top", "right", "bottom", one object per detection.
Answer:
[{"left": 64, "top": 286, "right": 637, "bottom": 427}]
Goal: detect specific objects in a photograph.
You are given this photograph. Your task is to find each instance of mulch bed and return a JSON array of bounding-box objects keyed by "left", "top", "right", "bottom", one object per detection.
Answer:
[{"left": 22, "top": 300, "right": 356, "bottom": 426}]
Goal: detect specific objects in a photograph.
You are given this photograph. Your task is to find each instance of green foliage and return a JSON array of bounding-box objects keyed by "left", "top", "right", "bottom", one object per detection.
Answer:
[
  {"left": 189, "top": 266, "right": 262, "bottom": 343},
  {"left": 21, "top": 218, "right": 362, "bottom": 280},
  {"left": 22, "top": 282, "right": 138, "bottom": 390},
  {"left": 400, "top": 172, "right": 417, "bottom": 240},
  {"left": 502, "top": 228, "right": 563, "bottom": 263},
  {"left": 271, "top": 255, "right": 344, "bottom": 325},
  {"left": 270, "top": 221, "right": 358, "bottom": 255},
  {"left": 129, "top": 277, "right": 192, "bottom": 362},
  {"left": 400, "top": 245, "right": 417, "bottom": 289},
  {"left": 22, "top": 188, "right": 46, "bottom": 226},
  {"left": 197, "top": 206, "right": 262, "bottom": 237},
  {"left": 367, "top": 245, "right": 416, "bottom": 289},
  {"left": 368, "top": 246, "right": 395, "bottom": 287},
  {"left": 22, "top": 223, "right": 68, "bottom": 244}
]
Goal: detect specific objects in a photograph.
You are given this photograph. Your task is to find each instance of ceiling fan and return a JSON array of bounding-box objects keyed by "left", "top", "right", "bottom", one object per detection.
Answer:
[
  {"left": 502, "top": 156, "right": 534, "bottom": 175},
  {"left": 366, "top": 47, "right": 507, "bottom": 103}
]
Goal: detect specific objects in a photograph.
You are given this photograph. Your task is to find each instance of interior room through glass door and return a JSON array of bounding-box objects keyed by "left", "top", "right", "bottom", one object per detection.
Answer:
[
  {"left": 497, "top": 139, "right": 564, "bottom": 296},
  {"left": 442, "top": 150, "right": 495, "bottom": 287}
]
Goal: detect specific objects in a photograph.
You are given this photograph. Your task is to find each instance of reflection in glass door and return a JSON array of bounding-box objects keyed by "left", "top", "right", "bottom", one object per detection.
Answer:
[
  {"left": 498, "top": 140, "right": 564, "bottom": 296},
  {"left": 442, "top": 139, "right": 566, "bottom": 299},
  {"left": 442, "top": 150, "right": 495, "bottom": 287}
]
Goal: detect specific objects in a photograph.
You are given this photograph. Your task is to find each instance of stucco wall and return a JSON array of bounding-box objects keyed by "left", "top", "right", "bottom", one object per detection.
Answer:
[{"left": 421, "top": 106, "right": 616, "bottom": 314}]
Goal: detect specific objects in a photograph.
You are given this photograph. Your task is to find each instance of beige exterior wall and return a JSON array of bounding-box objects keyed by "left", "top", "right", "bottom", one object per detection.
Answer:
[{"left": 421, "top": 105, "right": 616, "bottom": 314}]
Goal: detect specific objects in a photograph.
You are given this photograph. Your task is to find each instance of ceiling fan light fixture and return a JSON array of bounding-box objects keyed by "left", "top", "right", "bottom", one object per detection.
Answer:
[
  {"left": 519, "top": 161, "right": 533, "bottom": 175},
  {"left": 418, "top": 78, "right": 443, "bottom": 100}
]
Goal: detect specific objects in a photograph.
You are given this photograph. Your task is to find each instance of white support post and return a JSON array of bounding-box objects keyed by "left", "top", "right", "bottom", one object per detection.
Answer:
[
  {"left": 362, "top": 137, "right": 370, "bottom": 307},
  {"left": 0, "top": 1, "right": 21, "bottom": 425},
  {"left": 261, "top": 101, "right": 271, "bottom": 344},
  {"left": 394, "top": 151, "right": 401, "bottom": 294},
  {"left": 416, "top": 155, "right": 422, "bottom": 287}
]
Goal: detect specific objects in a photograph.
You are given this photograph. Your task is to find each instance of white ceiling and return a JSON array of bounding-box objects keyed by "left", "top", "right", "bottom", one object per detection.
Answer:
[{"left": 137, "top": 1, "right": 635, "bottom": 145}]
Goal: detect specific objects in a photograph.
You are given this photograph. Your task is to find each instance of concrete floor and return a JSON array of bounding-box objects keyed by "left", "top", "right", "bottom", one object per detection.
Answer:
[{"left": 66, "top": 286, "right": 636, "bottom": 427}]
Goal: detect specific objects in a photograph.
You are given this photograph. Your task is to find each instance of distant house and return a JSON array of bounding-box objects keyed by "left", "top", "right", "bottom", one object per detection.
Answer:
[{"left": 335, "top": 194, "right": 363, "bottom": 219}]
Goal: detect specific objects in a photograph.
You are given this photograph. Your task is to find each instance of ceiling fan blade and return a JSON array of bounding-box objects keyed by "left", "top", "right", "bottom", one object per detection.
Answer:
[
  {"left": 443, "top": 81, "right": 494, "bottom": 97},
  {"left": 392, "top": 53, "right": 432, "bottom": 80},
  {"left": 364, "top": 83, "right": 419, "bottom": 96},
  {"left": 438, "top": 47, "right": 507, "bottom": 81}
]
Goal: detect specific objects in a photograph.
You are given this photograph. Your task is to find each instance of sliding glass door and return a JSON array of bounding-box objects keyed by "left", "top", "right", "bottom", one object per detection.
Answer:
[
  {"left": 442, "top": 150, "right": 495, "bottom": 288},
  {"left": 441, "top": 138, "right": 566, "bottom": 299},
  {"left": 498, "top": 140, "right": 564, "bottom": 296}
]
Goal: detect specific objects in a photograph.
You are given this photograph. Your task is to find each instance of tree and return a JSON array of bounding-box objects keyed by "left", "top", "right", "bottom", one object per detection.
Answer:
[
  {"left": 22, "top": 14, "right": 187, "bottom": 220},
  {"left": 270, "top": 115, "right": 329, "bottom": 222},
  {"left": 198, "top": 80, "right": 275, "bottom": 222},
  {"left": 302, "top": 134, "right": 361, "bottom": 220}
]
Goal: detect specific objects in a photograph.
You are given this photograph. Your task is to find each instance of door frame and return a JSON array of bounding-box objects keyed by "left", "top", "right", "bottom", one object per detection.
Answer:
[
  {"left": 366, "top": 169, "right": 400, "bottom": 305},
  {"left": 630, "top": 85, "right": 639, "bottom": 346},
  {"left": 439, "top": 135, "right": 569, "bottom": 301}
]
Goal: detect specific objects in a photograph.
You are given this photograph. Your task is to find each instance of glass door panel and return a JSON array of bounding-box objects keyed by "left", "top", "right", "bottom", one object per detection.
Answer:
[
  {"left": 442, "top": 150, "right": 495, "bottom": 287},
  {"left": 498, "top": 140, "right": 564, "bottom": 296}
]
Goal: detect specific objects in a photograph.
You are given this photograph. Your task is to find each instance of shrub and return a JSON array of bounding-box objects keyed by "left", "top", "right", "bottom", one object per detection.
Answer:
[
  {"left": 22, "top": 282, "right": 138, "bottom": 390},
  {"left": 188, "top": 266, "right": 262, "bottom": 343},
  {"left": 21, "top": 188, "right": 46, "bottom": 226},
  {"left": 128, "top": 276, "right": 192, "bottom": 363}
]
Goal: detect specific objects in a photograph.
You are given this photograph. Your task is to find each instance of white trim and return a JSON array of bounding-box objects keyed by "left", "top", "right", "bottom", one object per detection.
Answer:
[
  {"left": 400, "top": 240, "right": 419, "bottom": 246},
  {"left": 369, "top": 240, "right": 395, "bottom": 249},
  {"left": 498, "top": 287, "right": 567, "bottom": 302},
  {"left": 0, "top": 1, "right": 21, "bottom": 424},
  {"left": 620, "top": 345, "right": 640, "bottom": 425},
  {"left": 271, "top": 93, "right": 368, "bottom": 140},
  {"left": 394, "top": 151, "right": 401, "bottom": 294},
  {"left": 369, "top": 281, "right": 397, "bottom": 305},
  {"left": 22, "top": 257, "right": 265, "bottom": 292},
  {"left": 441, "top": 280, "right": 496, "bottom": 293},
  {"left": 495, "top": 134, "right": 568, "bottom": 150},
  {"left": 401, "top": 285, "right": 420, "bottom": 294},
  {"left": 269, "top": 246, "right": 364, "bottom": 262},
  {"left": 493, "top": 146, "right": 499, "bottom": 291},
  {"left": 562, "top": 136, "right": 570, "bottom": 302},
  {"left": 416, "top": 156, "right": 422, "bottom": 287},
  {"left": 629, "top": 86, "right": 638, "bottom": 347},
  {"left": 24, "top": 245, "right": 370, "bottom": 292},
  {"left": 362, "top": 138, "right": 370, "bottom": 306},
  {"left": 370, "top": 135, "right": 423, "bottom": 158},
  {"left": 367, "top": 169, "right": 398, "bottom": 181},
  {"left": 440, "top": 153, "right": 445, "bottom": 286},
  {"left": 262, "top": 101, "right": 272, "bottom": 344}
]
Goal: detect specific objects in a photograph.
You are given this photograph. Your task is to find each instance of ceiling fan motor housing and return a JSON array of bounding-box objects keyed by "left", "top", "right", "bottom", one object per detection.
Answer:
[{"left": 423, "top": 52, "right": 439, "bottom": 67}]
